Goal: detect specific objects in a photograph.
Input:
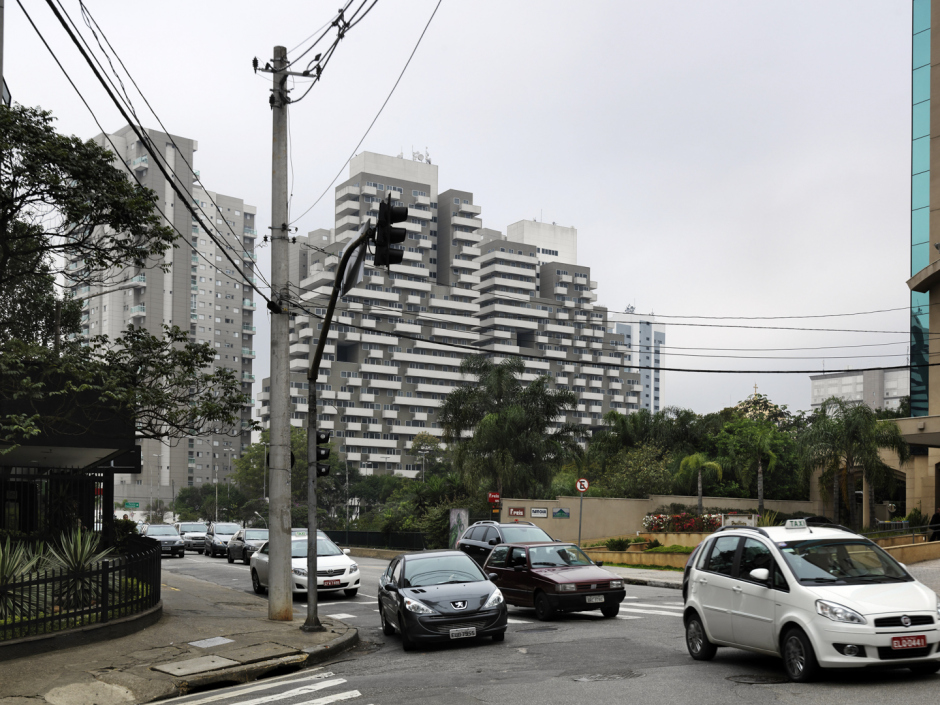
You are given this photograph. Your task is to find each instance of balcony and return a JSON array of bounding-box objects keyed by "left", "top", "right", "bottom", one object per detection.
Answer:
[
  {"left": 242, "top": 298, "right": 257, "bottom": 309},
  {"left": 244, "top": 227, "right": 258, "bottom": 236},
  {"left": 451, "top": 215, "right": 482, "bottom": 230},
  {"left": 131, "top": 155, "right": 149, "bottom": 172},
  {"left": 242, "top": 250, "right": 257, "bottom": 262},
  {"left": 241, "top": 348, "right": 256, "bottom": 358},
  {"left": 128, "top": 305, "right": 146, "bottom": 317},
  {"left": 130, "top": 274, "right": 147, "bottom": 285},
  {"left": 242, "top": 325, "right": 256, "bottom": 334},
  {"left": 242, "top": 373, "right": 255, "bottom": 382},
  {"left": 457, "top": 202, "right": 482, "bottom": 216}
]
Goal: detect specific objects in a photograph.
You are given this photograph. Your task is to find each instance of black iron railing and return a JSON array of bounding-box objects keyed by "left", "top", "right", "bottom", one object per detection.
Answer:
[
  {"left": 0, "top": 536, "right": 161, "bottom": 641},
  {"left": 325, "top": 530, "right": 425, "bottom": 551}
]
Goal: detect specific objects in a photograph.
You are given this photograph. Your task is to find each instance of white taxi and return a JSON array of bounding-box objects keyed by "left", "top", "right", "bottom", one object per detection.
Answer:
[
  {"left": 250, "top": 532, "right": 360, "bottom": 598},
  {"left": 683, "top": 520, "right": 940, "bottom": 681}
]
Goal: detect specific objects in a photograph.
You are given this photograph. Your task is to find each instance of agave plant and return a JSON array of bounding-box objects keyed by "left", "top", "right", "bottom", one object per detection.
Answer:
[
  {"left": 0, "top": 538, "right": 43, "bottom": 620},
  {"left": 47, "top": 527, "right": 113, "bottom": 610}
]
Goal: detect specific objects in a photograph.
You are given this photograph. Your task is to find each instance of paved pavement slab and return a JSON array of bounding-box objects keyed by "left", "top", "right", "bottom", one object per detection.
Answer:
[
  {"left": 215, "top": 642, "right": 302, "bottom": 664},
  {"left": 152, "top": 655, "right": 241, "bottom": 677}
]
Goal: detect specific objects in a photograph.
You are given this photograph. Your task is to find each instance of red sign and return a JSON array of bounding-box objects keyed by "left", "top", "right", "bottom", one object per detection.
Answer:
[
  {"left": 487, "top": 492, "right": 500, "bottom": 503},
  {"left": 576, "top": 478, "right": 589, "bottom": 493},
  {"left": 509, "top": 507, "right": 525, "bottom": 517}
]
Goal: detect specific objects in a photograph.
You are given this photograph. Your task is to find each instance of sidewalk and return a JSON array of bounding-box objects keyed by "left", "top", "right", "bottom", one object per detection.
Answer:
[{"left": 0, "top": 571, "right": 357, "bottom": 705}]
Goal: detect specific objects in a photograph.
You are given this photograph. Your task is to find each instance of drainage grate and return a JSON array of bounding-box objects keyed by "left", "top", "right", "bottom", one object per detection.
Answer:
[
  {"left": 573, "top": 672, "right": 642, "bottom": 682},
  {"left": 726, "top": 675, "right": 788, "bottom": 685}
]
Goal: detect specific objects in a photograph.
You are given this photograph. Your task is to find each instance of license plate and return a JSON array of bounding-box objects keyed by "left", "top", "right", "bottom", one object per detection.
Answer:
[
  {"left": 892, "top": 635, "right": 927, "bottom": 650},
  {"left": 161, "top": 547, "right": 171, "bottom": 552},
  {"left": 323, "top": 579, "right": 340, "bottom": 587},
  {"left": 586, "top": 595, "right": 604, "bottom": 604},
  {"left": 450, "top": 627, "right": 476, "bottom": 639}
]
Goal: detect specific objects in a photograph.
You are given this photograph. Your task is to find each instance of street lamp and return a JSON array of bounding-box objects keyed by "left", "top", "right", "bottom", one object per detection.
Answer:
[
  {"left": 151, "top": 453, "right": 160, "bottom": 523},
  {"left": 254, "top": 510, "right": 267, "bottom": 528},
  {"left": 416, "top": 449, "right": 429, "bottom": 482}
]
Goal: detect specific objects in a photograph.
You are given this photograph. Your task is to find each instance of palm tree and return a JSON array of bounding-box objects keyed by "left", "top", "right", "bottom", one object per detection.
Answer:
[
  {"left": 798, "top": 398, "right": 910, "bottom": 531},
  {"left": 439, "top": 356, "right": 576, "bottom": 497},
  {"left": 722, "top": 421, "right": 778, "bottom": 513},
  {"left": 677, "top": 453, "right": 723, "bottom": 516}
]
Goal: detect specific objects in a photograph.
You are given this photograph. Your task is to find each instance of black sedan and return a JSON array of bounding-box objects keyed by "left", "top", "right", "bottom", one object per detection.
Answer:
[{"left": 378, "top": 550, "right": 508, "bottom": 651}]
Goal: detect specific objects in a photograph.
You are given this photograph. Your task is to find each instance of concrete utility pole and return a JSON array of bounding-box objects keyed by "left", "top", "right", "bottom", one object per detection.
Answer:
[{"left": 267, "top": 45, "right": 293, "bottom": 621}]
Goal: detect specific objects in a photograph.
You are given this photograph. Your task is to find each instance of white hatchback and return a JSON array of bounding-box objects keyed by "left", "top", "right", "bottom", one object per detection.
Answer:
[
  {"left": 250, "top": 533, "right": 360, "bottom": 598},
  {"left": 683, "top": 520, "right": 940, "bottom": 681}
]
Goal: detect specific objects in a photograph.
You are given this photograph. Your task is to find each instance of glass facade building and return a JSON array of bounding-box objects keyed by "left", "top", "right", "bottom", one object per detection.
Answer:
[{"left": 912, "top": 0, "right": 931, "bottom": 416}]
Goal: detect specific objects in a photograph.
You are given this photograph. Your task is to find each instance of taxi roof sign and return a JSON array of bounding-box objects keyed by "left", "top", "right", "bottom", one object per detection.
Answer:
[{"left": 785, "top": 519, "right": 808, "bottom": 530}]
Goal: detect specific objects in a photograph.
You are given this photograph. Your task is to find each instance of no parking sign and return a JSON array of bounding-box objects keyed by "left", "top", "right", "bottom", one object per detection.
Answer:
[{"left": 576, "top": 478, "right": 589, "bottom": 493}]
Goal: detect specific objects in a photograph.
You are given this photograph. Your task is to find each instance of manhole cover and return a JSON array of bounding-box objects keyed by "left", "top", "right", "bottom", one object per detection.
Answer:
[
  {"left": 573, "top": 672, "right": 642, "bottom": 682},
  {"left": 726, "top": 675, "right": 788, "bottom": 685},
  {"left": 519, "top": 626, "right": 557, "bottom": 632}
]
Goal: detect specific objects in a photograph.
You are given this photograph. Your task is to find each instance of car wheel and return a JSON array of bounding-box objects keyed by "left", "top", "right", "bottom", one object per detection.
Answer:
[
  {"left": 176, "top": 551, "right": 184, "bottom": 559},
  {"left": 782, "top": 628, "right": 819, "bottom": 683},
  {"left": 227, "top": 550, "right": 235, "bottom": 564},
  {"left": 344, "top": 588, "right": 359, "bottom": 598},
  {"left": 492, "top": 631, "right": 505, "bottom": 642},
  {"left": 600, "top": 602, "right": 620, "bottom": 619},
  {"left": 380, "top": 607, "right": 395, "bottom": 636},
  {"left": 251, "top": 570, "right": 267, "bottom": 595},
  {"left": 685, "top": 613, "right": 717, "bottom": 661},
  {"left": 534, "top": 592, "right": 555, "bottom": 622},
  {"left": 243, "top": 553, "right": 251, "bottom": 565},
  {"left": 910, "top": 662, "right": 940, "bottom": 676},
  {"left": 399, "top": 612, "right": 416, "bottom": 651}
]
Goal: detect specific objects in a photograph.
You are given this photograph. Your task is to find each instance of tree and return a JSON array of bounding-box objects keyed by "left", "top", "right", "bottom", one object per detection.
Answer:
[
  {"left": 0, "top": 104, "right": 174, "bottom": 290},
  {"left": 439, "top": 356, "right": 576, "bottom": 498},
  {"left": 798, "top": 398, "right": 911, "bottom": 530},
  {"left": 676, "top": 453, "right": 723, "bottom": 516},
  {"left": 716, "top": 419, "right": 780, "bottom": 513},
  {"left": 410, "top": 431, "right": 449, "bottom": 479}
]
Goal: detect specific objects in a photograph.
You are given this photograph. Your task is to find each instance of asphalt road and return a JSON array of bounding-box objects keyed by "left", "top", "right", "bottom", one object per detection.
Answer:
[{"left": 162, "top": 552, "right": 940, "bottom": 705}]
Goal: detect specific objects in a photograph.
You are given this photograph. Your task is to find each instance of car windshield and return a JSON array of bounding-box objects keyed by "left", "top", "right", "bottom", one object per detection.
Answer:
[
  {"left": 179, "top": 524, "right": 206, "bottom": 532},
  {"left": 245, "top": 530, "right": 268, "bottom": 540},
  {"left": 403, "top": 554, "right": 486, "bottom": 587},
  {"left": 290, "top": 538, "right": 343, "bottom": 558},
  {"left": 501, "top": 526, "right": 552, "bottom": 543},
  {"left": 214, "top": 523, "right": 240, "bottom": 534},
  {"left": 147, "top": 526, "right": 179, "bottom": 536},
  {"left": 529, "top": 544, "right": 593, "bottom": 567},
  {"left": 777, "top": 539, "right": 911, "bottom": 584}
]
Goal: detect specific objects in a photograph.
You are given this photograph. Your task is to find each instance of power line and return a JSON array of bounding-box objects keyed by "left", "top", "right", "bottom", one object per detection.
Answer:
[
  {"left": 42, "top": 0, "right": 275, "bottom": 309},
  {"left": 610, "top": 305, "right": 912, "bottom": 321},
  {"left": 72, "top": 0, "right": 274, "bottom": 294},
  {"left": 289, "top": 0, "right": 443, "bottom": 226}
]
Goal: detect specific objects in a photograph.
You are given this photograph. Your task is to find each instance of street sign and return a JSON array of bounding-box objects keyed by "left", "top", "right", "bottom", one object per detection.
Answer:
[
  {"left": 124, "top": 501, "right": 139, "bottom": 508},
  {"left": 576, "top": 478, "right": 589, "bottom": 493},
  {"left": 509, "top": 507, "right": 525, "bottom": 517},
  {"left": 487, "top": 492, "right": 500, "bottom": 504}
]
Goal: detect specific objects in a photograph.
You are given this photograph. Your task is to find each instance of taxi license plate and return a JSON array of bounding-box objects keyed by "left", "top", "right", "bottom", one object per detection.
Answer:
[
  {"left": 450, "top": 627, "right": 476, "bottom": 639},
  {"left": 586, "top": 595, "right": 604, "bottom": 604},
  {"left": 323, "top": 579, "right": 340, "bottom": 587},
  {"left": 892, "top": 635, "right": 927, "bottom": 650}
]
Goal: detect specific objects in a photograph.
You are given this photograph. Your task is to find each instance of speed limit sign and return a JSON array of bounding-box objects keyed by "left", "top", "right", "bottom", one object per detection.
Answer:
[{"left": 576, "top": 478, "right": 589, "bottom": 493}]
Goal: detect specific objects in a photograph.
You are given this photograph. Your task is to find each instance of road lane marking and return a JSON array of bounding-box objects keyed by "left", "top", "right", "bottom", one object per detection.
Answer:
[
  {"left": 627, "top": 603, "right": 684, "bottom": 610},
  {"left": 222, "top": 678, "right": 348, "bottom": 705},
  {"left": 507, "top": 618, "right": 531, "bottom": 624},
  {"left": 297, "top": 691, "right": 361, "bottom": 705},
  {"left": 326, "top": 613, "right": 356, "bottom": 619},
  {"left": 616, "top": 615, "right": 642, "bottom": 620},
  {"left": 165, "top": 671, "right": 331, "bottom": 705},
  {"left": 617, "top": 607, "right": 683, "bottom": 617}
]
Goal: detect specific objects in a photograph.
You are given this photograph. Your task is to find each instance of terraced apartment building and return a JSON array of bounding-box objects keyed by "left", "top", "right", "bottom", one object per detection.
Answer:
[{"left": 257, "top": 152, "right": 648, "bottom": 477}]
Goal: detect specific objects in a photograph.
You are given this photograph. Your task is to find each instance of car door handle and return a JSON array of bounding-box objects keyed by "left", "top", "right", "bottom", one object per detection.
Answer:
[
  {"left": 732, "top": 585, "right": 742, "bottom": 593},
  {"left": 698, "top": 578, "right": 708, "bottom": 585}
]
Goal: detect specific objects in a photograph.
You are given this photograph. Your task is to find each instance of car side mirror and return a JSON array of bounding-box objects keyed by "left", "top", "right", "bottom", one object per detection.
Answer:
[
  {"left": 749, "top": 568, "right": 770, "bottom": 583},
  {"left": 595, "top": 561, "right": 604, "bottom": 567},
  {"left": 513, "top": 564, "right": 526, "bottom": 572},
  {"left": 343, "top": 548, "right": 351, "bottom": 554},
  {"left": 488, "top": 538, "right": 498, "bottom": 546},
  {"left": 384, "top": 583, "right": 399, "bottom": 593},
  {"left": 488, "top": 572, "right": 499, "bottom": 582}
]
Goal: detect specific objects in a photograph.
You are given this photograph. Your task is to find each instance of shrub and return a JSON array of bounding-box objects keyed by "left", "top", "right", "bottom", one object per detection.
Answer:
[
  {"left": 646, "top": 538, "right": 662, "bottom": 550},
  {"left": 605, "top": 537, "right": 631, "bottom": 551},
  {"left": 0, "top": 538, "right": 43, "bottom": 620},
  {"left": 642, "top": 513, "right": 722, "bottom": 533},
  {"left": 645, "top": 544, "right": 694, "bottom": 554},
  {"left": 47, "top": 527, "right": 112, "bottom": 610}
]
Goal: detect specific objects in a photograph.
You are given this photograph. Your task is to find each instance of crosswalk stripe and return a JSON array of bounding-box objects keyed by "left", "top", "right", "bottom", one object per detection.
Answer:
[
  {"left": 618, "top": 606, "right": 683, "bottom": 618},
  {"left": 166, "top": 672, "right": 332, "bottom": 705},
  {"left": 507, "top": 618, "right": 531, "bottom": 624},
  {"left": 296, "top": 691, "right": 361, "bottom": 705},
  {"left": 616, "top": 615, "right": 642, "bottom": 620},
  {"left": 230, "top": 678, "right": 347, "bottom": 705},
  {"left": 626, "top": 603, "right": 684, "bottom": 610}
]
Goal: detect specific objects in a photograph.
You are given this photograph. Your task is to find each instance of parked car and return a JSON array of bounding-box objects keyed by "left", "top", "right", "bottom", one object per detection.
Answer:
[
  {"left": 228, "top": 528, "right": 269, "bottom": 564},
  {"left": 250, "top": 534, "right": 360, "bottom": 597},
  {"left": 204, "top": 522, "right": 241, "bottom": 557},
  {"left": 683, "top": 520, "right": 940, "bottom": 682},
  {"left": 456, "top": 521, "right": 555, "bottom": 565},
  {"left": 378, "top": 550, "right": 508, "bottom": 651},
  {"left": 483, "top": 542, "right": 625, "bottom": 620},
  {"left": 175, "top": 522, "right": 208, "bottom": 552},
  {"left": 140, "top": 524, "right": 185, "bottom": 558}
]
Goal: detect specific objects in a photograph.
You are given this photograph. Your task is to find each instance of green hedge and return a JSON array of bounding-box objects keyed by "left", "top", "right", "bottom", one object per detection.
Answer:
[{"left": 644, "top": 544, "right": 695, "bottom": 554}]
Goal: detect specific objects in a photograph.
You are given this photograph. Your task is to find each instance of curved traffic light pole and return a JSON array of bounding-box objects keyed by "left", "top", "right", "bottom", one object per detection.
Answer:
[{"left": 301, "top": 225, "right": 373, "bottom": 631}]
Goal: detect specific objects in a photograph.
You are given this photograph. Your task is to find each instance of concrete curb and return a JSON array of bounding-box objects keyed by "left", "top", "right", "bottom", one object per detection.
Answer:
[
  {"left": 154, "top": 624, "right": 360, "bottom": 701},
  {"left": 620, "top": 577, "right": 682, "bottom": 590}
]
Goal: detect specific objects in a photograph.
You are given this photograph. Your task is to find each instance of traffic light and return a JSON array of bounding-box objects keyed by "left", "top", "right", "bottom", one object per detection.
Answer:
[
  {"left": 315, "top": 430, "right": 331, "bottom": 477},
  {"left": 374, "top": 192, "right": 408, "bottom": 267}
]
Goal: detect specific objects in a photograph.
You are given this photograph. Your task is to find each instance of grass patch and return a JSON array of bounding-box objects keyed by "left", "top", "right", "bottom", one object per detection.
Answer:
[{"left": 604, "top": 562, "right": 683, "bottom": 572}]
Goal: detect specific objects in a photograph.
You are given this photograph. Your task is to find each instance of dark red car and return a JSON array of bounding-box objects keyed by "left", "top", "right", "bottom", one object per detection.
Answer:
[{"left": 483, "top": 542, "right": 626, "bottom": 620}]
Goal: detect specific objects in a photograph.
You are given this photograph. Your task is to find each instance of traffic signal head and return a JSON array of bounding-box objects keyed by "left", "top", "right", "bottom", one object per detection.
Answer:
[
  {"left": 315, "top": 429, "right": 331, "bottom": 476},
  {"left": 316, "top": 463, "right": 330, "bottom": 477},
  {"left": 374, "top": 192, "right": 408, "bottom": 267},
  {"left": 316, "top": 430, "right": 331, "bottom": 445}
]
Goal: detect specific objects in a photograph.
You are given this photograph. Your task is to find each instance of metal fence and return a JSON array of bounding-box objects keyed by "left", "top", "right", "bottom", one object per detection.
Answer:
[
  {"left": 0, "top": 536, "right": 161, "bottom": 641},
  {"left": 324, "top": 530, "right": 425, "bottom": 551}
]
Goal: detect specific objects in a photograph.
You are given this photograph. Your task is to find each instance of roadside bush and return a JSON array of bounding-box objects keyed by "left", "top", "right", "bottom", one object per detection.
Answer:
[
  {"left": 644, "top": 544, "right": 694, "bottom": 554},
  {"left": 605, "top": 537, "right": 631, "bottom": 551},
  {"left": 646, "top": 538, "right": 662, "bottom": 550}
]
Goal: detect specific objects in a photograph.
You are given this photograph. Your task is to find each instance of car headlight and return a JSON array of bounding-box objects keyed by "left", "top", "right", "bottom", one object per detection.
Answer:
[
  {"left": 292, "top": 568, "right": 307, "bottom": 577},
  {"left": 404, "top": 597, "right": 435, "bottom": 615},
  {"left": 936, "top": 595, "right": 940, "bottom": 619},
  {"left": 609, "top": 580, "right": 623, "bottom": 589},
  {"left": 816, "top": 600, "right": 867, "bottom": 625},
  {"left": 349, "top": 562, "right": 358, "bottom": 573},
  {"left": 483, "top": 589, "right": 504, "bottom": 609},
  {"left": 557, "top": 583, "right": 576, "bottom": 593},
  {"left": 174, "top": 540, "right": 183, "bottom": 546}
]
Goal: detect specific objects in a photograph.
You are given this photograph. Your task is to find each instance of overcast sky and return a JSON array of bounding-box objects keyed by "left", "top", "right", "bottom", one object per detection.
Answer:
[{"left": 5, "top": 0, "right": 914, "bottom": 416}]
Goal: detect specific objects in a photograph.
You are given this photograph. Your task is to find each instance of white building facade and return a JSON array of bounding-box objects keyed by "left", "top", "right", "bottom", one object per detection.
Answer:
[{"left": 810, "top": 368, "right": 910, "bottom": 412}]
